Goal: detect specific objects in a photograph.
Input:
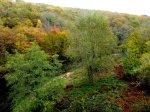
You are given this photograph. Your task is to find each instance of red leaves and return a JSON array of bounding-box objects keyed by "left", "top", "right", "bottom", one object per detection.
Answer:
[
  {"left": 118, "top": 87, "right": 150, "bottom": 112},
  {"left": 115, "top": 65, "right": 150, "bottom": 112},
  {"left": 52, "top": 26, "right": 60, "bottom": 34}
]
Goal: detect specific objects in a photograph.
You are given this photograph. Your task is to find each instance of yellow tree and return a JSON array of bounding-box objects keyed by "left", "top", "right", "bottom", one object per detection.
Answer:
[{"left": 0, "top": 27, "right": 16, "bottom": 64}]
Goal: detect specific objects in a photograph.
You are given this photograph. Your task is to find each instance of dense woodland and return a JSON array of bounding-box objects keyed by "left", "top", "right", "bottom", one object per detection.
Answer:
[{"left": 0, "top": 0, "right": 150, "bottom": 112}]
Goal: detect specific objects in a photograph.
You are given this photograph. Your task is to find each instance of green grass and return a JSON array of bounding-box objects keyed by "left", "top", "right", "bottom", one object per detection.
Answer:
[
  {"left": 67, "top": 76, "right": 128, "bottom": 97},
  {"left": 58, "top": 75, "right": 128, "bottom": 112}
]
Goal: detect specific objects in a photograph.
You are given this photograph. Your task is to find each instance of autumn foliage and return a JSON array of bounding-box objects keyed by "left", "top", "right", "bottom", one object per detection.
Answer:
[{"left": 0, "top": 0, "right": 150, "bottom": 112}]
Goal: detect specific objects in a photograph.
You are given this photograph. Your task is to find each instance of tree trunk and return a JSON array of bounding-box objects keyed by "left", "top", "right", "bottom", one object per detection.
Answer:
[{"left": 87, "top": 65, "right": 94, "bottom": 85}]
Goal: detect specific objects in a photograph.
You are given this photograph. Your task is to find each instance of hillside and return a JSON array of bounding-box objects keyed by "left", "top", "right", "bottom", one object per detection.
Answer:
[{"left": 0, "top": 0, "right": 150, "bottom": 112}]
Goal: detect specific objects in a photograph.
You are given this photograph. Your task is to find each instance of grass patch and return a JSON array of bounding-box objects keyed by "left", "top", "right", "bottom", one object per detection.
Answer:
[{"left": 67, "top": 77, "right": 128, "bottom": 97}]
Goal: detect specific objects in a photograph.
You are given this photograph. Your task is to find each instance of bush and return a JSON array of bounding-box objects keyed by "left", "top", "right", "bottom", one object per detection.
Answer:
[
  {"left": 65, "top": 91, "right": 122, "bottom": 112},
  {"left": 56, "top": 77, "right": 127, "bottom": 112},
  {"left": 122, "top": 57, "right": 141, "bottom": 76}
]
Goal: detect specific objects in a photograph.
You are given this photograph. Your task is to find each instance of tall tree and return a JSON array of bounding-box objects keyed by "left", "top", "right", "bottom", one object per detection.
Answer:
[
  {"left": 67, "top": 13, "right": 116, "bottom": 85},
  {"left": 5, "top": 44, "right": 63, "bottom": 111},
  {"left": 5, "top": 44, "right": 52, "bottom": 111}
]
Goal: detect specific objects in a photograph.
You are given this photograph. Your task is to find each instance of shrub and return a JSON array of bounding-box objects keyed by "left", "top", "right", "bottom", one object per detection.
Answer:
[
  {"left": 56, "top": 77, "right": 127, "bottom": 112},
  {"left": 122, "top": 57, "right": 141, "bottom": 76}
]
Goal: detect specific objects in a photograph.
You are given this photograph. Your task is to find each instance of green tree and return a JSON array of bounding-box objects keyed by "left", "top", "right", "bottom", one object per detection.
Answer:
[
  {"left": 67, "top": 13, "right": 116, "bottom": 85},
  {"left": 5, "top": 44, "right": 58, "bottom": 112},
  {"left": 140, "top": 53, "right": 150, "bottom": 78},
  {"left": 139, "top": 22, "right": 150, "bottom": 84},
  {"left": 121, "top": 30, "right": 143, "bottom": 75}
]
